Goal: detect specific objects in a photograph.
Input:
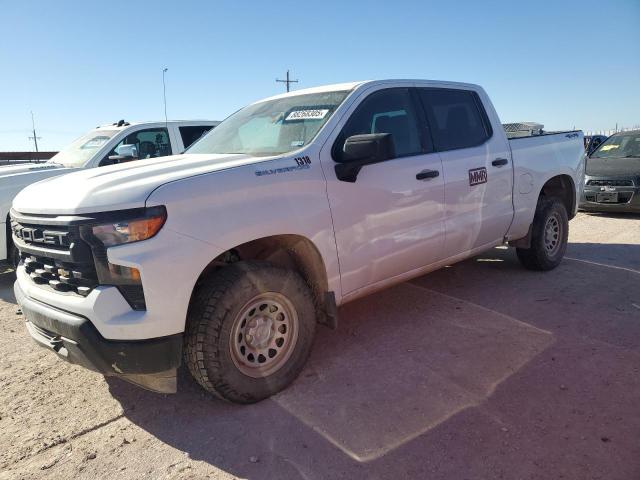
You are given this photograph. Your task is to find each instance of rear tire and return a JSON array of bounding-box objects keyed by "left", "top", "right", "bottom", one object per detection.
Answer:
[
  {"left": 516, "top": 197, "right": 568, "bottom": 271},
  {"left": 185, "top": 261, "right": 316, "bottom": 404}
]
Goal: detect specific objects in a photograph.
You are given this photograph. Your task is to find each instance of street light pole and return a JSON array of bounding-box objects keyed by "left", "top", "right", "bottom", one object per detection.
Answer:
[{"left": 28, "top": 111, "right": 41, "bottom": 157}]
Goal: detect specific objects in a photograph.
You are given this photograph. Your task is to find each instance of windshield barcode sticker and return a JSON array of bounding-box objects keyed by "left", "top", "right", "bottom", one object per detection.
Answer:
[{"left": 285, "top": 109, "right": 329, "bottom": 121}]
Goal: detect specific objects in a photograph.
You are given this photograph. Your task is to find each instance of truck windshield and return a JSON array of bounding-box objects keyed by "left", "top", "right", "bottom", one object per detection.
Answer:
[
  {"left": 48, "top": 130, "right": 119, "bottom": 167},
  {"left": 591, "top": 132, "right": 640, "bottom": 159},
  {"left": 188, "top": 90, "right": 350, "bottom": 157}
]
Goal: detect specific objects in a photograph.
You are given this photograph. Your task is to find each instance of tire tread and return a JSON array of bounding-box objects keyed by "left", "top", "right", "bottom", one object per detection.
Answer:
[
  {"left": 184, "top": 261, "right": 315, "bottom": 403},
  {"left": 516, "top": 196, "right": 568, "bottom": 271}
]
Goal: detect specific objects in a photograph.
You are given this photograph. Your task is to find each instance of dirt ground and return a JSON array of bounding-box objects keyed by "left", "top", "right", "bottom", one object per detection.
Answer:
[{"left": 0, "top": 212, "right": 639, "bottom": 480}]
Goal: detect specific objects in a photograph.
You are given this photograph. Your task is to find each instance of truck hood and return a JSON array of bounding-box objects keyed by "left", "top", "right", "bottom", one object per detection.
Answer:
[
  {"left": 0, "top": 162, "right": 68, "bottom": 179},
  {"left": 586, "top": 156, "right": 640, "bottom": 177},
  {"left": 12, "top": 153, "right": 263, "bottom": 215}
]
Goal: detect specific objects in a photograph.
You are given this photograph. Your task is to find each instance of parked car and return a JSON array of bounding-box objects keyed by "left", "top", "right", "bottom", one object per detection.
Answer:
[
  {"left": 11, "top": 80, "right": 584, "bottom": 403},
  {"left": 0, "top": 120, "right": 219, "bottom": 267},
  {"left": 580, "top": 129, "right": 640, "bottom": 213}
]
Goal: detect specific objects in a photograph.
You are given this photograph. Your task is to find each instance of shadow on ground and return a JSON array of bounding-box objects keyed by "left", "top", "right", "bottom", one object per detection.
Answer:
[
  {"left": 107, "top": 277, "right": 554, "bottom": 479},
  {"left": 2, "top": 239, "right": 637, "bottom": 479},
  {"left": 100, "top": 248, "right": 568, "bottom": 478},
  {"left": 105, "top": 241, "right": 640, "bottom": 479},
  {"left": 566, "top": 242, "right": 640, "bottom": 271},
  {"left": 0, "top": 269, "right": 16, "bottom": 303}
]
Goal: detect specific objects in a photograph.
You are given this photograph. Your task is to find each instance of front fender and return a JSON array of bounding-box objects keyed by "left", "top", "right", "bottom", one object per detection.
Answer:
[{"left": 145, "top": 151, "right": 341, "bottom": 301}]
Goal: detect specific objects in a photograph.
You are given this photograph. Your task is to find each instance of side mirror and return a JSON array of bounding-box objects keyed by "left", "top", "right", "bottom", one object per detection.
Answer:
[
  {"left": 334, "top": 133, "right": 395, "bottom": 182},
  {"left": 114, "top": 144, "right": 138, "bottom": 160},
  {"left": 101, "top": 144, "right": 139, "bottom": 166}
]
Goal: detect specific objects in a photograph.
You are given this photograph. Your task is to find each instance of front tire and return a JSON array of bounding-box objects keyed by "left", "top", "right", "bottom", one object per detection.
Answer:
[
  {"left": 516, "top": 197, "right": 569, "bottom": 271},
  {"left": 185, "top": 261, "right": 316, "bottom": 403}
]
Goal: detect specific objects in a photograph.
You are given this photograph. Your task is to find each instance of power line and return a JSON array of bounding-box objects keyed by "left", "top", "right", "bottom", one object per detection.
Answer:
[
  {"left": 276, "top": 70, "right": 299, "bottom": 92},
  {"left": 28, "top": 111, "right": 41, "bottom": 153}
]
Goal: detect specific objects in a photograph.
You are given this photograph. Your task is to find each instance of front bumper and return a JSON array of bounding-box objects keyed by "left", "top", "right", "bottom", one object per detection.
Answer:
[
  {"left": 579, "top": 177, "right": 640, "bottom": 213},
  {"left": 15, "top": 279, "right": 182, "bottom": 393},
  {"left": 10, "top": 208, "right": 220, "bottom": 340}
]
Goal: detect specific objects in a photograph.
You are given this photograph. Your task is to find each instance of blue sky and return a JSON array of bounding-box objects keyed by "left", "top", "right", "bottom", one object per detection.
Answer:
[{"left": 1, "top": 0, "right": 638, "bottom": 151}]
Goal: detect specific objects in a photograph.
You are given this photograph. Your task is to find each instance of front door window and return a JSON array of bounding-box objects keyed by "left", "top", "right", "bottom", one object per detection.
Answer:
[{"left": 101, "top": 127, "right": 171, "bottom": 165}]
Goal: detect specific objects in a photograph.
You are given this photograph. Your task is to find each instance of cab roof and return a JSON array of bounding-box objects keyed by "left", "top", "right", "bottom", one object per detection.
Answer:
[
  {"left": 95, "top": 120, "right": 219, "bottom": 130},
  {"left": 256, "top": 79, "right": 482, "bottom": 104}
]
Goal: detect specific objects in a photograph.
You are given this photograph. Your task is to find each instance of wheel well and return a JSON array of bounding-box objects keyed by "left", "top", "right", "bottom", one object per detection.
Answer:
[
  {"left": 509, "top": 174, "right": 576, "bottom": 249},
  {"left": 5, "top": 213, "right": 13, "bottom": 254},
  {"left": 540, "top": 175, "right": 576, "bottom": 219},
  {"left": 193, "top": 234, "right": 332, "bottom": 325}
]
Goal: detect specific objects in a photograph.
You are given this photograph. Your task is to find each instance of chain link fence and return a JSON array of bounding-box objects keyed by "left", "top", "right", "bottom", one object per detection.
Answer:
[{"left": 585, "top": 126, "right": 640, "bottom": 137}]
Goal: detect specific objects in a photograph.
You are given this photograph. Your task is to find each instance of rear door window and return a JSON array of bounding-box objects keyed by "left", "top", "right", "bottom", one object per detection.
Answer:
[
  {"left": 417, "top": 88, "right": 491, "bottom": 151},
  {"left": 179, "top": 125, "right": 214, "bottom": 150}
]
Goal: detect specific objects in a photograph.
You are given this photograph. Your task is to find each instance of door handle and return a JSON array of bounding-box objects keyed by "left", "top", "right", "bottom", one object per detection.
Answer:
[
  {"left": 416, "top": 169, "right": 439, "bottom": 180},
  {"left": 492, "top": 158, "right": 509, "bottom": 167}
]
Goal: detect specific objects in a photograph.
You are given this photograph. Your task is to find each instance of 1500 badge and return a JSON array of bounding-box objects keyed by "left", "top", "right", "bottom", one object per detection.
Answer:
[
  {"left": 294, "top": 155, "right": 311, "bottom": 166},
  {"left": 468, "top": 167, "right": 488, "bottom": 186}
]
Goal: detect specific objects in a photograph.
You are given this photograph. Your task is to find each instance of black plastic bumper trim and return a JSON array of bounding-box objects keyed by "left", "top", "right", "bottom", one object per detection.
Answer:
[{"left": 15, "top": 280, "right": 182, "bottom": 376}]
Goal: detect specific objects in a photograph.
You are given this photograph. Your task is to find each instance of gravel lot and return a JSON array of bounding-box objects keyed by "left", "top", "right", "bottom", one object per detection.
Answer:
[{"left": 1, "top": 212, "right": 638, "bottom": 480}]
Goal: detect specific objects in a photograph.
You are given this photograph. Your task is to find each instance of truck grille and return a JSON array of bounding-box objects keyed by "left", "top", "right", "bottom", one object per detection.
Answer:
[
  {"left": 584, "top": 192, "right": 633, "bottom": 204},
  {"left": 22, "top": 255, "right": 98, "bottom": 296},
  {"left": 586, "top": 179, "right": 634, "bottom": 187},
  {"left": 11, "top": 218, "right": 98, "bottom": 297}
]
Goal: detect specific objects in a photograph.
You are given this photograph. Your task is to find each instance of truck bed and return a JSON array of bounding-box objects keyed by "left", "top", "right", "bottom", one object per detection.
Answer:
[
  {"left": 508, "top": 130, "right": 582, "bottom": 141},
  {"left": 506, "top": 130, "right": 585, "bottom": 241}
]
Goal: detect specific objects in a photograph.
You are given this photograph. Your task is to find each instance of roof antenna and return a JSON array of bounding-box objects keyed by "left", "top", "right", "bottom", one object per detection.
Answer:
[{"left": 162, "top": 67, "right": 169, "bottom": 129}]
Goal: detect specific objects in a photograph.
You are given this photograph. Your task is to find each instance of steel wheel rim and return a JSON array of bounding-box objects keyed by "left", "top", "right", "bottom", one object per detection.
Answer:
[
  {"left": 230, "top": 292, "right": 298, "bottom": 378},
  {"left": 544, "top": 213, "right": 562, "bottom": 256}
]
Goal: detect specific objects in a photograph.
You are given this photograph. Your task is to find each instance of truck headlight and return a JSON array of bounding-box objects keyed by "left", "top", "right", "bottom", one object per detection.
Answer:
[
  {"left": 92, "top": 207, "right": 167, "bottom": 247},
  {"left": 82, "top": 206, "right": 167, "bottom": 311}
]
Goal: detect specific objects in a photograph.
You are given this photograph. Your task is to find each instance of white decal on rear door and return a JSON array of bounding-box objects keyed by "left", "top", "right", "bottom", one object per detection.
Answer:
[{"left": 468, "top": 167, "right": 488, "bottom": 186}]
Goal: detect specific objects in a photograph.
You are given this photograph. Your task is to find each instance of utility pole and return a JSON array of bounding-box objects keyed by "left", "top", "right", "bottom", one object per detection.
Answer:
[
  {"left": 162, "top": 67, "right": 168, "bottom": 128},
  {"left": 28, "top": 111, "right": 41, "bottom": 155},
  {"left": 276, "top": 70, "right": 299, "bottom": 92}
]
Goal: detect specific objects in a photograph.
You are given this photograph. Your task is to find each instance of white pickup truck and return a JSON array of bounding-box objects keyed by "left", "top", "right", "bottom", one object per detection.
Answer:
[
  {"left": 11, "top": 80, "right": 584, "bottom": 403},
  {"left": 1, "top": 120, "right": 218, "bottom": 266}
]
